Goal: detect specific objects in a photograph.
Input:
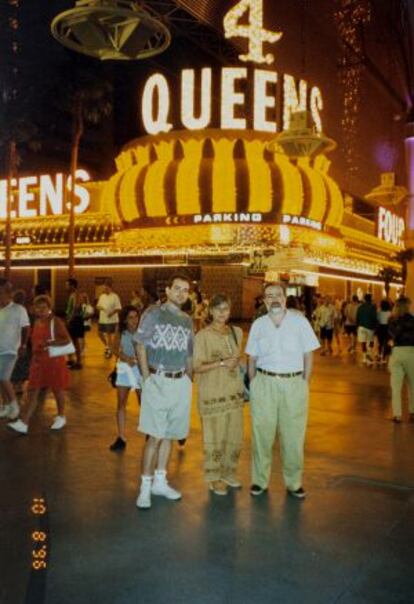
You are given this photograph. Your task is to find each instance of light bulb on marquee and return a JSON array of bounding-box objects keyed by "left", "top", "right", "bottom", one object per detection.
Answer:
[
  {"left": 283, "top": 76, "right": 307, "bottom": 131},
  {"left": 223, "top": 0, "right": 283, "bottom": 65},
  {"left": 141, "top": 73, "right": 172, "bottom": 135},
  {"left": 0, "top": 170, "right": 91, "bottom": 219},
  {"left": 221, "top": 68, "right": 248, "bottom": 130},
  {"left": 181, "top": 68, "right": 212, "bottom": 131},
  {"left": 140, "top": 68, "right": 324, "bottom": 136},
  {"left": 310, "top": 87, "right": 323, "bottom": 134}
]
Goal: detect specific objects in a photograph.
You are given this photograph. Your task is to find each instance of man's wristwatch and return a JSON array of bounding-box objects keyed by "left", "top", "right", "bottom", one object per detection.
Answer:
[{"left": 219, "top": 360, "right": 224, "bottom": 367}]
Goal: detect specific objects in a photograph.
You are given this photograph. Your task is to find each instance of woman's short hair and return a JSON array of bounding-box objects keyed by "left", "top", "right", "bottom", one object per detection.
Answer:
[
  {"left": 33, "top": 294, "right": 52, "bottom": 308},
  {"left": 393, "top": 296, "right": 411, "bottom": 318},
  {"left": 208, "top": 293, "right": 231, "bottom": 313}
]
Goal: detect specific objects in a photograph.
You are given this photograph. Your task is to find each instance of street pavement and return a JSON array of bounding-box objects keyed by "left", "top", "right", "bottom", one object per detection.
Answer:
[{"left": 1, "top": 329, "right": 413, "bottom": 604}]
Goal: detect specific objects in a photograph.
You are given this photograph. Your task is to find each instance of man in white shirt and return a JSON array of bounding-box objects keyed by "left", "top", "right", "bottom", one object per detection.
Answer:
[
  {"left": 96, "top": 279, "right": 122, "bottom": 358},
  {"left": 246, "top": 282, "right": 319, "bottom": 499},
  {"left": 0, "top": 279, "right": 30, "bottom": 420}
]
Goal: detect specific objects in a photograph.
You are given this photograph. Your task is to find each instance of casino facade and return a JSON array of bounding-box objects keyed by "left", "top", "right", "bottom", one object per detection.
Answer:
[{"left": 0, "top": 0, "right": 407, "bottom": 317}]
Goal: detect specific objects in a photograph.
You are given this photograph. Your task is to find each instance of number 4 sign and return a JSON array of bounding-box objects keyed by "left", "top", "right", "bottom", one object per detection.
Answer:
[{"left": 223, "top": 0, "right": 283, "bottom": 65}]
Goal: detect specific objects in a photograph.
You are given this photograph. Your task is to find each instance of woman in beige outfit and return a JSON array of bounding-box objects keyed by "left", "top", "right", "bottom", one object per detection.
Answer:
[{"left": 193, "top": 294, "right": 245, "bottom": 496}]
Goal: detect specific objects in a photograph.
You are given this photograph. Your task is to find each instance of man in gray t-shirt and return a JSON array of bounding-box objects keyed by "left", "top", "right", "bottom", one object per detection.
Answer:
[{"left": 135, "top": 275, "right": 194, "bottom": 510}]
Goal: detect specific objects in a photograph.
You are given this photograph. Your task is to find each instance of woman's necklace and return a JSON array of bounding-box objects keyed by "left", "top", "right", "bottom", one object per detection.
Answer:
[{"left": 210, "top": 323, "right": 229, "bottom": 335}]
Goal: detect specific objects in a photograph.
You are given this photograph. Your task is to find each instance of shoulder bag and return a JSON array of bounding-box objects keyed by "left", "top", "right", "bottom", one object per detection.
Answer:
[{"left": 48, "top": 318, "right": 76, "bottom": 358}]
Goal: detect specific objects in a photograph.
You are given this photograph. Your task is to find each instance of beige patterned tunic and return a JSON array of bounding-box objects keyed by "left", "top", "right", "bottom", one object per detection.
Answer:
[{"left": 194, "top": 325, "right": 244, "bottom": 418}]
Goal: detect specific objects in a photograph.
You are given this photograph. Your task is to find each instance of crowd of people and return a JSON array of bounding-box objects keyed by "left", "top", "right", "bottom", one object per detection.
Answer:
[
  {"left": 311, "top": 291, "right": 414, "bottom": 421},
  {"left": 1, "top": 274, "right": 414, "bottom": 510}
]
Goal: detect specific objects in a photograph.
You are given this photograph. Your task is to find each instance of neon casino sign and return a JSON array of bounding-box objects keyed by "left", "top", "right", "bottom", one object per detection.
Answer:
[
  {"left": 140, "top": 0, "right": 324, "bottom": 136},
  {"left": 0, "top": 169, "right": 91, "bottom": 219},
  {"left": 377, "top": 207, "right": 405, "bottom": 247}
]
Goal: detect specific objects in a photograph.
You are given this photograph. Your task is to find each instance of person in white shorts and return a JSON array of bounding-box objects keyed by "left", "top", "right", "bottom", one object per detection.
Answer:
[
  {"left": 96, "top": 279, "right": 122, "bottom": 358},
  {"left": 0, "top": 279, "right": 30, "bottom": 420},
  {"left": 135, "top": 274, "right": 194, "bottom": 509}
]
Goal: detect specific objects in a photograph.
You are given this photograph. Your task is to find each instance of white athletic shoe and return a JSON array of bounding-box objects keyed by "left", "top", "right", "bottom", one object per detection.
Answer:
[
  {"left": 7, "top": 401, "right": 20, "bottom": 420},
  {"left": 151, "top": 471, "right": 182, "bottom": 500},
  {"left": 136, "top": 476, "right": 152, "bottom": 509},
  {"left": 7, "top": 419, "right": 28, "bottom": 434},
  {"left": 50, "top": 416, "right": 66, "bottom": 431}
]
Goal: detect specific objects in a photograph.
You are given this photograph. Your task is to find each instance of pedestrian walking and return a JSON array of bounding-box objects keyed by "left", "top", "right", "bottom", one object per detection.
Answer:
[
  {"left": 376, "top": 299, "right": 392, "bottom": 365},
  {"left": 0, "top": 279, "right": 30, "bottom": 421},
  {"left": 344, "top": 295, "right": 360, "bottom": 353},
  {"left": 316, "top": 296, "right": 336, "bottom": 355},
  {"left": 357, "top": 293, "right": 377, "bottom": 365},
  {"left": 135, "top": 274, "right": 194, "bottom": 509},
  {"left": 80, "top": 292, "right": 94, "bottom": 351},
  {"left": 193, "top": 294, "right": 244, "bottom": 496},
  {"left": 10, "top": 289, "right": 32, "bottom": 404},
  {"left": 109, "top": 306, "right": 142, "bottom": 452},
  {"left": 8, "top": 295, "right": 71, "bottom": 434},
  {"left": 388, "top": 297, "right": 414, "bottom": 423},
  {"left": 97, "top": 279, "right": 122, "bottom": 358},
  {"left": 246, "top": 282, "right": 319, "bottom": 499}
]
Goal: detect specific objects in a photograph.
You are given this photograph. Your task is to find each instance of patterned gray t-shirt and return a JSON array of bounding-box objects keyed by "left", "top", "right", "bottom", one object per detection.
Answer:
[{"left": 134, "top": 303, "right": 193, "bottom": 371}]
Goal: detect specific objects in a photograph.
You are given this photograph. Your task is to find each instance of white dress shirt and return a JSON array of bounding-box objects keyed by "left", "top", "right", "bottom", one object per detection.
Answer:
[{"left": 246, "top": 311, "right": 320, "bottom": 373}]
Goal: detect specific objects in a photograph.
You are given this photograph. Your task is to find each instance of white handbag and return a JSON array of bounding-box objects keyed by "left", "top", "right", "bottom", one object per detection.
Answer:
[
  {"left": 48, "top": 318, "right": 76, "bottom": 358},
  {"left": 116, "top": 360, "right": 141, "bottom": 390}
]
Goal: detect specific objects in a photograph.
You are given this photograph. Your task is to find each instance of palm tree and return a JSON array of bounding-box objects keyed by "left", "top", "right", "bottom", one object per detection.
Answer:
[
  {"left": 378, "top": 266, "right": 401, "bottom": 299},
  {"left": 51, "top": 58, "right": 113, "bottom": 277}
]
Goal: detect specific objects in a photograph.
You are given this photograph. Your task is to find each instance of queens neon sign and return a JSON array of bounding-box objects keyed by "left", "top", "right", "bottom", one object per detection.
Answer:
[
  {"left": 0, "top": 169, "right": 91, "bottom": 219},
  {"left": 140, "top": 0, "right": 324, "bottom": 136}
]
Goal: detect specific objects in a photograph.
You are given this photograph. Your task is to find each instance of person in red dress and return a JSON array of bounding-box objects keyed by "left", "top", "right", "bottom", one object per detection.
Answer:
[{"left": 8, "top": 295, "right": 71, "bottom": 434}]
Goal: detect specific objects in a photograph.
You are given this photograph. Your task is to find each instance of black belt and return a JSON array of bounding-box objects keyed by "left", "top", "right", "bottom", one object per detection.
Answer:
[
  {"left": 149, "top": 367, "right": 186, "bottom": 379},
  {"left": 257, "top": 368, "right": 303, "bottom": 378}
]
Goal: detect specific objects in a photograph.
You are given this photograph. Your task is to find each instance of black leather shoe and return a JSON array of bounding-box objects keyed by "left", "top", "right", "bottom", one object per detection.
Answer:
[
  {"left": 69, "top": 362, "right": 83, "bottom": 370},
  {"left": 109, "top": 437, "right": 126, "bottom": 451},
  {"left": 287, "top": 487, "right": 306, "bottom": 499},
  {"left": 250, "top": 484, "right": 267, "bottom": 496}
]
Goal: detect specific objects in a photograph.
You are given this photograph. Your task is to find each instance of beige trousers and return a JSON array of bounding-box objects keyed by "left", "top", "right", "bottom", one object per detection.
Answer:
[
  {"left": 250, "top": 373, "right": 308, "bottom": 490},
  {"left": 201, "top": 408, "right": 244, "bottom": 482},
  {"left": 389, "top": 346, "right": 414, "bottom": 417}
]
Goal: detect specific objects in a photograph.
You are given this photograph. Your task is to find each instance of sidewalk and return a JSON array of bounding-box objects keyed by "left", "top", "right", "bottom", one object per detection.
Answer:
[{"left": 1, "top": 330, "right": 413, "bottom": 604}]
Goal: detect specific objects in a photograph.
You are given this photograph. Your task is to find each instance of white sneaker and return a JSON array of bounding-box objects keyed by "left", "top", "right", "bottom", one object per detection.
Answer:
[
  {"left": 50, "top": 416, "right": 66, "bottom": 431},
  {"left": 7, "top": 401, "right": 20, "bottom": 420},
  {"left": 151, "top": 471, "right": 182, "bottom": 500},
  {"left": 7, "top": 419, "right": 28, "bottom": 434},
  {"left": 136, "top": 476, "right": 153, "bottom": 509},
  {"left": 0, "top": 405, "right": 10, "bottom": 418}
]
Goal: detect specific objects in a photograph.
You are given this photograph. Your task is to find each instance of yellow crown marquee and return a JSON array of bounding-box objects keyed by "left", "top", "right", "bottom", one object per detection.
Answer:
[
  {"left": 100, "top": 129, "right": 343, "bottom": 249},
  {"left": 0, "top": 130, "right": 402, "bottom": 275}
]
